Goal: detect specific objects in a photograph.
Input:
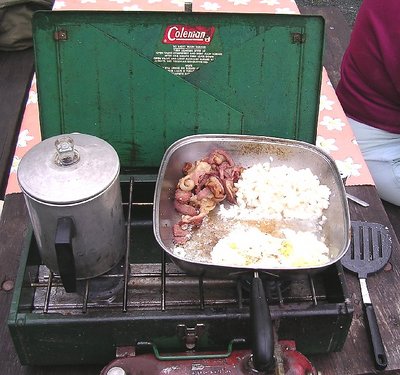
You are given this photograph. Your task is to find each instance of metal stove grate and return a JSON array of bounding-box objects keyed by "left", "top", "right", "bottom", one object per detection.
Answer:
[
  {"left": 28, "top": 178, "right": 341, "bottom": 316},
  {"left": 30, "top": 262, "right": 330, "bottom": 315}
]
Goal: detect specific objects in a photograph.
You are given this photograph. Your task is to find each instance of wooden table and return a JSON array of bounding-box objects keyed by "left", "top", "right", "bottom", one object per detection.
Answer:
[
  {"left": 1, "top": 185, "right": 400, "bottom": 375},
  {"left": 1, "top": 2, "right": 398, "bottom": 374},
  {"left": 309, "top": 185, "right": 400, "bottom": 375}
]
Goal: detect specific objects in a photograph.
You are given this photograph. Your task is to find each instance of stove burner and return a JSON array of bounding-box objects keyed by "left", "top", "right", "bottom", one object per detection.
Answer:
[
  {"left": 75, "top": 258, "right": 126, "bottom": 303},
  {"left": 239, "top": 277, "right": 293, "bottom": 303}
]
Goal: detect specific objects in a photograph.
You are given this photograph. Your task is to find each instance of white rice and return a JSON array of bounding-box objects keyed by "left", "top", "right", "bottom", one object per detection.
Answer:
[{"left": 219, "top": 162, "right": 331, "bottom": 221}]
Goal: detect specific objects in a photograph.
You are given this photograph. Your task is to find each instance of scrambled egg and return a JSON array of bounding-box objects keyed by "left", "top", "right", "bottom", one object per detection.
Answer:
[
  {"left": 279, "top": 240, "right": 293, "bottom": 257},
  {"left": 211, "top": 224, "right": 330, "bottom": 268}
]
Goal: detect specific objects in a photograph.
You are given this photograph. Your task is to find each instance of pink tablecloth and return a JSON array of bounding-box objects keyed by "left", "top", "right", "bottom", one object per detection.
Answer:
[{"left": 5, "top": 0, "right": 374, "bottom": 195}]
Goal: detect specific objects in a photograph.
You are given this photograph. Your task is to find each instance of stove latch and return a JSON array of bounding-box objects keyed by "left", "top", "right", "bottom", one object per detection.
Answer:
[{"left": 177, "top": 323, "right": 206, "bottom": 350}]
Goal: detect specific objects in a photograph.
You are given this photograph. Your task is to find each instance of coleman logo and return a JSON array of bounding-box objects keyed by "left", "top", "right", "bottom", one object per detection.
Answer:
[{"left": 163, "top": 25, "right": 215, "bottom": 45}]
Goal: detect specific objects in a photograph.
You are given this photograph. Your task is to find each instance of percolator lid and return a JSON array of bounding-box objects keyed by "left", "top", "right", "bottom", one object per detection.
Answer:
[{"left": 17, "top": 133, "right": 120, "bottom": 204}]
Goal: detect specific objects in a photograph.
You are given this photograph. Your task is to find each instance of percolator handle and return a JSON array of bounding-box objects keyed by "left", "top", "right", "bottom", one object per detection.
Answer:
[{"left": 55, "top": 217, "right": 76, "bottom": 293}]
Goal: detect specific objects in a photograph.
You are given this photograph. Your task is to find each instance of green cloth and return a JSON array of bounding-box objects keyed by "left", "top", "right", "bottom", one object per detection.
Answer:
[{"left": 0, "top": 0, "right": 53, "bottom": 51}]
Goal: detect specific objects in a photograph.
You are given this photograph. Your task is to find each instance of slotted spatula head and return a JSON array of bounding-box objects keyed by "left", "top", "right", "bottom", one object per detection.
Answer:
[{"left": 341, "top": 221, "right": 392, "bottom": 279}]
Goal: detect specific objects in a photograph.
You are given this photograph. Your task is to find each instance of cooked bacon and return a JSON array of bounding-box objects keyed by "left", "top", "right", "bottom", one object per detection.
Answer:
[
  {"left": 173, "top": 223, "right": 190, "bottom": 237},
  {"left": 182, "top": 162, "right": 194, "bottom": 175},
  {"left": 195, "top": 187, "right": 214, "bottom": 201},
  {"left": 222, "top": 179, "right": 238, "bottom": 204},
  {"left": 180, "top": 212, "right": 207, "bottom": 227},
  {"left": 174, "top": 200, "right": 197, "bottom": 216},
  {"left": 173, "top": 235, "right": 190, "bottom": 245},
  {"left": 189, "top": 161, "right": 212, "bottom": 183},
  {"left": 175, "top": 189, "right": 192, "bottom": 204},
  {"left": 179, "top": 175, "right": 195, "bottom": 191},
  {"left": 199, "top": 198, "right": 217, "bottom": 215},
  {"left": 172, "top": 149, "right": 242, "bottom": 245},
  {"left": 203, "top": 149, "right": 234, "bottom": 166},
  {"left": 206, "top": 176, "right": 226, "bottom": 202},
  {"left": 219, "top": 164, "right": 243, "bottom": 181}
]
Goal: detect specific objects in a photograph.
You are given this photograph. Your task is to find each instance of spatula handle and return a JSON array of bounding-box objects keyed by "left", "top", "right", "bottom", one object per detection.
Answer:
[
  {"left": 364, "top": 302, "right": 388, "bottom": 370},
  {"left": 359, "top": 278, "right": 388, "bottom": 370}
]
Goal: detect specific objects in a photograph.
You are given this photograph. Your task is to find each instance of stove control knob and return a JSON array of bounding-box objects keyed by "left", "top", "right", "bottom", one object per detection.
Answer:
[{"left": 106, "top": 367, "right": 127, "bottom": 375}]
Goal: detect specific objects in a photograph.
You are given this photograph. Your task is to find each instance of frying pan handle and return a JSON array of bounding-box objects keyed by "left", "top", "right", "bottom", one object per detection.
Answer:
[
  {"left": 250, "top": 273, "right": 274, "bottom": 372},
  {"left": 55, "top": 217, "right": 76, "bottom": 293},
  {"left": 365, "top": 303, "right": 388, "bottom": 370}
]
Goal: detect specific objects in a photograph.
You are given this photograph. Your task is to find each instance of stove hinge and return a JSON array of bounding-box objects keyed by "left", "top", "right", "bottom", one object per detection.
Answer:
[
  {"left": 184, "top": 1, "right": 192, "bottom": 12},
  {"left": 177, "top": 323, "right": 206, "bottom": 350},
  {"left": 54, "top": 30, "right": 68, "bottom": 41},
  {"left": 292, "top": 32, "right": 306, "bottom": 44}
]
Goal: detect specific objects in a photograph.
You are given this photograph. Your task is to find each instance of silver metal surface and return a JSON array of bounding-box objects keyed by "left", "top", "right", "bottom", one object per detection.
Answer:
[
  {"left": 18, "top": 133, "right": 120, "bottom": 204},
  {"left": 123, "top": 177, "right": 134, "bottom": 312},
  {"left": 153, "top": 134, "right": 351, "bottom": 277},
  {"left": 346, "top": 193, "right": 370, "bottom": 207},
  {"left": 360, "top": 278, "right": 372, "bottom": 305},
  {"left": 18, "top": 133, "right": 126, "bottom": 280},
  {"left": 23, "top": 177, "right": 126, "bottom": 279}
]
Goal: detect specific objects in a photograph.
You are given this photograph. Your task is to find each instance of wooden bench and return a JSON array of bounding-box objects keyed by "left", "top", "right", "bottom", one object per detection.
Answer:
[
  {"left": 382, "top": 200, "right": 400, "bottom": 239},
  {"left": 0, "top": 48, "right": 34, "bottom": 199}
]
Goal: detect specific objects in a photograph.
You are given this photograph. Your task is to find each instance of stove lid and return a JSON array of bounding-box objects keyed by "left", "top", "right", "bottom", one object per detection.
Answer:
[
  {"left": 32, "top": 11, "right": 324, "bottom": 170},
  {"left": 17, "top": 133, "right": 120, "bottom": 204}
]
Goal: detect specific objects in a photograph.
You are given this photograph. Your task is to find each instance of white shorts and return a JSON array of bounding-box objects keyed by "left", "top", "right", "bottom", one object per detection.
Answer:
[{"left": 348, "top": 118, "right": 400, "bottom": 206}]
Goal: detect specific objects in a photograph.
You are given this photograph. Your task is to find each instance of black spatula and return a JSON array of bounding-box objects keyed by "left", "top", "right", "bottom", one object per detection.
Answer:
[{"left": 341, "top": 221, "right": 392, "bottom": 370}]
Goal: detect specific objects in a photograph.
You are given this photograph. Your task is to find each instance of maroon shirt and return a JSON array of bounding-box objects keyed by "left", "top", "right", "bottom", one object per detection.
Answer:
[{"left": 336, "top": 0, "right": 400, "bottom": 134}]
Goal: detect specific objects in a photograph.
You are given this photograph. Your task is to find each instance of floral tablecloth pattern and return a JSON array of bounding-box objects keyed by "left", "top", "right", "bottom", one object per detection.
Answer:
[{"left": 5, "top": 0, "right": 373, "bottom": 195}]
